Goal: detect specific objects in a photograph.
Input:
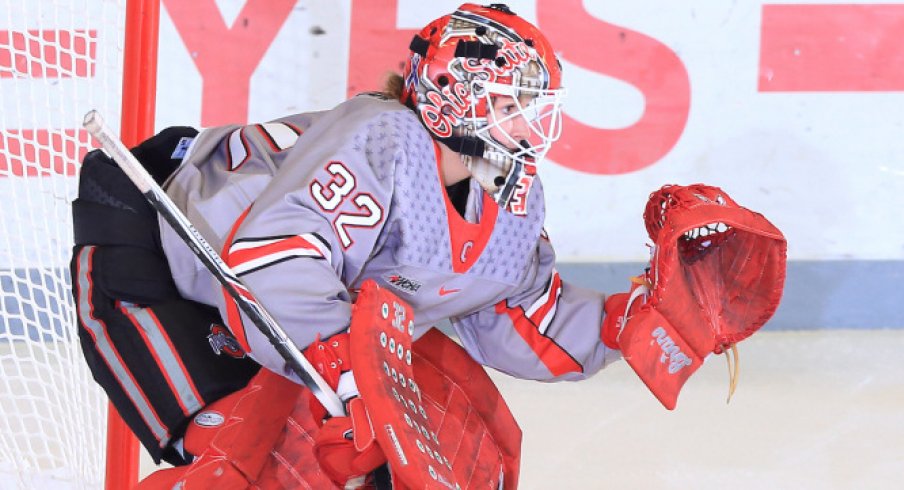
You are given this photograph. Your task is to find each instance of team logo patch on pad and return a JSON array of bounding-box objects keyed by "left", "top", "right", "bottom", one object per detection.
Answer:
[
  {"left": 208, "top": 324, "right": 246, "bottom": 358},
  {"left": 170, "top": 137, "right": 194, "bottom": 159},
  {"left": 193, "top": 410, "right": 225, "bottom": 428}
]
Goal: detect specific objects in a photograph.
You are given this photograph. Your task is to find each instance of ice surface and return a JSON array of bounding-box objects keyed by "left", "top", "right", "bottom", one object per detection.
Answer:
[{"left": 492, "top": 330, "right": 904, "bottom": 489}]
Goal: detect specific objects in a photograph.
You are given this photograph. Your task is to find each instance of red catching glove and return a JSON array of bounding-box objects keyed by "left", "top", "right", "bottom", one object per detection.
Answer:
[
  {"left": 312, "top": 397, "right": 387, "bottom": 489},
  {"left": 603, "top": 184, "right": 786, "bottom": 409}
]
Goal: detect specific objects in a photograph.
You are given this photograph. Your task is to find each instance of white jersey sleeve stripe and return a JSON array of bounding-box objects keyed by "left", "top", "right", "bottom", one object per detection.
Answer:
[
  {"left": 228, "top": 237, "right": 286, "bottom": 253},
  {"left": 525, "top": 270, "right": 561, "bottom": 318},
  {"left": 257, "top": 123, "right": 301, "bottom": 152},
  {"left": 227, "top": 234, "right": 332, "bottom": 276},
  {"left": 232, "top": 247, "right": 326, "bottom": 276},
  {"left": 226, "top": 128, "right": 250, "bottom": 171},
  {"left": 536, "top": 285, "right": 561, "bottom": 335},
  {"left": 526, "top": 271, "right": 563, "bottom": 335}
]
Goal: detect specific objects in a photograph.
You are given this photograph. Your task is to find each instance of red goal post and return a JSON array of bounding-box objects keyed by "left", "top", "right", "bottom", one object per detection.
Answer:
[
  {"left": 109, "top": 2, "right": 161, "bottom": 488},
  {"left": 0, "top": 0, "right": 160, "bottom": 487}
]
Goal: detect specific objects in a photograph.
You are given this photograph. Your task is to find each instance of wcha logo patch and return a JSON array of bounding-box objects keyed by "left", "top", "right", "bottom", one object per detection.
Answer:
[{"left": 384, "top": 273, "right": 422, "bottom": 295}]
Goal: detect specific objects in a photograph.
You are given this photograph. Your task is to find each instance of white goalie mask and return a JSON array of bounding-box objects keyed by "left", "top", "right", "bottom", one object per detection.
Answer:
[{"left": 401, "top": 3, "right": 566, "bottom": 213}]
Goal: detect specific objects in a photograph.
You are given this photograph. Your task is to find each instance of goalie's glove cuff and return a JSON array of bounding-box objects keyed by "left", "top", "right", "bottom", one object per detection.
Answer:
[
  {"left": 303, "top": 332, "right": 359, "bottom": 422},
  {"left": 601, "top": 278, "right": 650, "bottom": 350},
  {"left": 601, "top": 293, "right": 627, "bottom": 350},
  {"left": 304, "top": 332, "right": 352, "bottom": 388}
]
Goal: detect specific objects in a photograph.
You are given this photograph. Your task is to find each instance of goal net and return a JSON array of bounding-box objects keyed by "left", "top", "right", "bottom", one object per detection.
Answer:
[{"left": 0, "top": 1, "right": 132, "bottom": 488}]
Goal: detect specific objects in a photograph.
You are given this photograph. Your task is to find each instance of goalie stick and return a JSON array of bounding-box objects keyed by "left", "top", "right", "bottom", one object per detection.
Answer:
[{"left": 82, "top": 110, "right": 345, "bottom": 418}]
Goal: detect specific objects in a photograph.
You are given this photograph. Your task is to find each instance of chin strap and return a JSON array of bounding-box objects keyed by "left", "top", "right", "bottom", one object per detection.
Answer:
[
  {"left": 436, "top": 130, "right": 531, "bottom": 211},
  {"left": 493, "top": 159, "right": 523, "bottom": 208}
]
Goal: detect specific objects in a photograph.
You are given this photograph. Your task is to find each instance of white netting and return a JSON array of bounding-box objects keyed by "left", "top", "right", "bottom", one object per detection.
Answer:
[{"left": 0, "top": 0, "right": 126, "bottom": 488}]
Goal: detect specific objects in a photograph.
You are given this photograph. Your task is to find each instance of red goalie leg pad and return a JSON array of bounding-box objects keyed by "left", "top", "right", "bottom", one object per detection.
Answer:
[
  {"left": 204, "top": 369, "right": 302, "bottom": 480},
  {"left": 254, "top": 389, "right": 340, "bottom": 489},
  {"left": 412, "top": 327, "right": 522, "bottom": 489},
  {"left": 137, "top": 368, "right": 307, "bottom": 489},
  {"left": 349, "top": 280, "right": 522, "bottom": 490},
  {"left": 135, "top": 454, "right": 250, "bottom": 490},
  {"left": 182, "top": 385, "right": 246, "bottom": 457},
  {"left": 617, "top": 306, "right": 705, "bottom": 410}
]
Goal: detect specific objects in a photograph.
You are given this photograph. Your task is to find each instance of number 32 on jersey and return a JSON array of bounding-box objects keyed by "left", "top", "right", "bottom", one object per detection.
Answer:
[{"left": 310, "top": 161, "right": 384, "bottom": 249}]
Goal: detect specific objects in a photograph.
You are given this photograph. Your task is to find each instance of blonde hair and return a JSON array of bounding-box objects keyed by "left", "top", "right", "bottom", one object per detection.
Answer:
[{"left": 382, "top": 72, "right": 405, "bottom": 101}]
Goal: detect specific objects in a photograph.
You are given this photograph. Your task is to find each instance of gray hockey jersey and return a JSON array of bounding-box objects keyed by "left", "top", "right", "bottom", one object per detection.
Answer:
[{"left": 160, "top": 95, "right": 618, "bottom": 383}]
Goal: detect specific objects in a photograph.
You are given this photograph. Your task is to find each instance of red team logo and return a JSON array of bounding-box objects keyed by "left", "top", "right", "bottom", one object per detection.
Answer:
[{"left": 207, "top": 323, "right": 247, "bottom": 358}]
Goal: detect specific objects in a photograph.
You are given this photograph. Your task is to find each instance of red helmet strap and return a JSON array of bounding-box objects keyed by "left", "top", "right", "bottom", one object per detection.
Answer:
[
  {"left": 453, "top": 39, "right": 499, "bottom": 60},
  {"left": 408, "top": 35, "right": 429, "bottom": 56}
]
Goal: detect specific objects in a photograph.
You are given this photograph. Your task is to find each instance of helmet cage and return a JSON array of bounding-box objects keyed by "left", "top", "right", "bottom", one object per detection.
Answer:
[{"left": 469, "top": 80, "right": 565, "bottom": 170}]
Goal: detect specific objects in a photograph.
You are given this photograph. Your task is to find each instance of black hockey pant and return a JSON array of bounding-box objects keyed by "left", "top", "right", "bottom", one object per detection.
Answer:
[{"left": 69, "top": 130, "right": 259, "bottom": 466}]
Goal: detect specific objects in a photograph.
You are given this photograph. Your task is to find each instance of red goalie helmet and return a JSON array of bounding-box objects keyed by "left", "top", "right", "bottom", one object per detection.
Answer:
[{"left": 401, "top": 3, "right": 566, "bottom": 211}]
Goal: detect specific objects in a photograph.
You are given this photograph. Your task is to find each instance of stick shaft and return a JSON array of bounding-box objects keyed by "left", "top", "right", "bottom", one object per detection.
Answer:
[{"left": 82, "top": 110, "right": 345, "bottom": 417}]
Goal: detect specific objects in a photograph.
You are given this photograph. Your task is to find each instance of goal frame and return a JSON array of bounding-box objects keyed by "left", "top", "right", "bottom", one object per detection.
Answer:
[{"left": 106, "top": 0, "right": 160, "bottom": 487}]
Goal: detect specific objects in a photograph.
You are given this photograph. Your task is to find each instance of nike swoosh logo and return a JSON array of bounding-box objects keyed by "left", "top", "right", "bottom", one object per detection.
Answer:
[{"left": 439, "top": 286, "right": 461, "bottom": 296}]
